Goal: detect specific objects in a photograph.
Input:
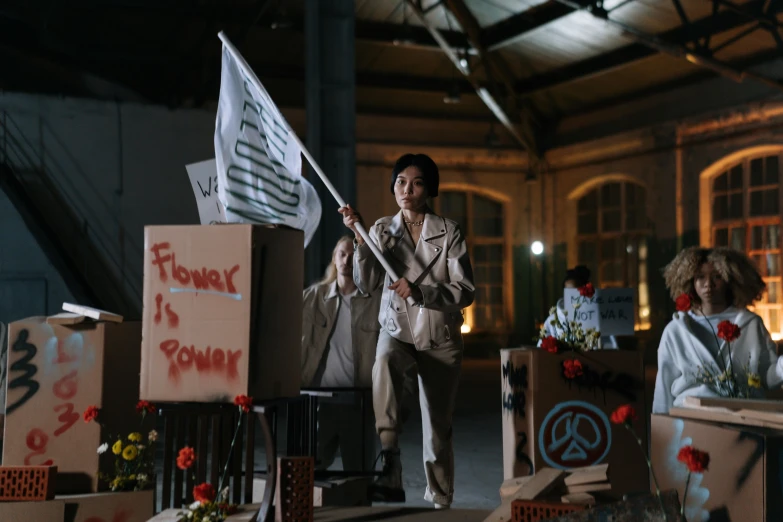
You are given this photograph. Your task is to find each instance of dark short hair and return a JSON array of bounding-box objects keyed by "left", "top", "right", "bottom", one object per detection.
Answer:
[
  {"left": 390, "top": 153, "right": 439, "bottom": 197},
  {"left": 564, "top": 265, "right": 591, "bottom": 287}
]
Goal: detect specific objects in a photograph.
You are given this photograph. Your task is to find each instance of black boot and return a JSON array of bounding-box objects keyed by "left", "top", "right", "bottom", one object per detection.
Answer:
[{"left": 369, "top": 449, "right": 406, "bottom": 503}]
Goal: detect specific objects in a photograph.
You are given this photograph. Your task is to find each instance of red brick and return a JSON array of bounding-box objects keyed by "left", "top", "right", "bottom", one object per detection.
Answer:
[{"left": 0, "top": 465, "right": 57, "bottom": 501}]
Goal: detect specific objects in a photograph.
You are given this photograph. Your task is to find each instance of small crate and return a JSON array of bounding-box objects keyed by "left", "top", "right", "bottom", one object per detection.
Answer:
[
  {"left": 275, "top": 457, "right": 314, "bottom": 522},
  {"left": 511, "top": 499, "right": 588, "bottom": 522},
  {"left": 0, "top": 466, "right": 57, "bottom": 501}
]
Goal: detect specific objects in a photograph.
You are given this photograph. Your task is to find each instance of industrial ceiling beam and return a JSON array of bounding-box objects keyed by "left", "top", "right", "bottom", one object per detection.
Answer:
[
  {"left": 516, "top": 0, "right": 769, "bottom": 95},
  {"left": 480, "top": 0, "right": 592, "bottom": 51},
  {"left": 554, "top": 0, "right": 783, "bottom": 93}
]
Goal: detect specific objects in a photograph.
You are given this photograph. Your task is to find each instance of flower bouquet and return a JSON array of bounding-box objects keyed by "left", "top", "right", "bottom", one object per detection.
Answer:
[
  {"left": 84, "top": 400, "right": 158, "bottom": 492},
  {"left": 174, "top": 395, "right": 253, "bottom": 522},
  {"left": 535, "top": 283, "right": 602, "bottom": 352}
]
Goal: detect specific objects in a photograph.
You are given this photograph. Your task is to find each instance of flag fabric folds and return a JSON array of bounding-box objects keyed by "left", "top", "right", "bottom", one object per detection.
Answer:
[{"left": 214, "top": 43, "right": 322, "bottom": 246}]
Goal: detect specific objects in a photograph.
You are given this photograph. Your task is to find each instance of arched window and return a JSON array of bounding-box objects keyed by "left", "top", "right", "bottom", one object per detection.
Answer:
[
  {"left": 575, "top": 181, "right": 651, "bottom": 329},
  {"left": 435, "top": 190, "right": 507, "bottom": 333},
  {"left": 710, "top": 153, "right": 781, "bottom": 337}
]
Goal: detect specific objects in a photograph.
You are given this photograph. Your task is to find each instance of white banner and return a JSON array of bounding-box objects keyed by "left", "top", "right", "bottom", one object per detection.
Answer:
[{"left": 214, "top": 43, "right": 321, "bottom": 246}]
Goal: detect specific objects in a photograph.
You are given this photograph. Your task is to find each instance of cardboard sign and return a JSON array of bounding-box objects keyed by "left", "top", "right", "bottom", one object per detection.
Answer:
[
  {"left": 186, "top": 159, "right": 226, "bottom": 225},
  {"left": 3, "top": 318, "right": 142, "bottom": 493},
  {"left": 58, "top": 490, "right": 154, "bottom": 522},
  {"left": 563, "top": 288, "right": 634, "bottom": 336},
  {"left": 500, "top": 348, "right": 648, "bottom": 500},
  {"left": 140, "top": 224, "right": 303, "bottom": 402},
  {"left": 0, "top": 499, "right": 64, "bottom": 521},
  {"left": 651, "top": 415, "right": 782, "bottom": 522}
]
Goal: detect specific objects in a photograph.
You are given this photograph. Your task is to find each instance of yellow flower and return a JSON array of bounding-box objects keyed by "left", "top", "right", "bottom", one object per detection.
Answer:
[
  {"left": 112, "top": 440, "right": 123, "bottom": 455},
  {"left": 748, "top": 374, "right": 762, "bottom": 388},
  {"left": 111, "top": 477, "right": 122, "bottom": 490},
  {"left": 129, "top": 474, "right": 136, "bottom": 480},
  {"left": 122, "top": 445, "right": 138, "bottom": 461},
  {"left": 128, "top": 432, "right": 142, "bottom": 442}
]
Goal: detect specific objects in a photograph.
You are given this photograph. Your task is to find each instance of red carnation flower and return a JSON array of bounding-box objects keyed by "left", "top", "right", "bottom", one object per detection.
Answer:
[
  {"left": 176, "top": 447, "right": 196, "bottom": 470},
  {"left": 579, "top": 283, "right": 596, "bottom": 298},
  {"left": 675, "top": 293, "right": 691, "bottom": 312},
  {"left": 677, "top": 445, "right": 710, "bottom": 473},
  {"left": 717, "top": 321, "right": 741, "bottom": 342},
  {"left": 610, "top": 404, "right": 637, "bottom": 425},
  {"left": 193, "top": 482, "right": 216, "bottom": 503},
  {"left": 541, "top": 336, "right": 560, "bottom": 354},
  {"left": 234, "top": 394, "right": 253, "bottom": 413},
  {"left": 563, "top": 359, "right": 584, "bottom": 379},
  {"left": 135, "top": 400, "right": 156, "bottom": 414},
  {"left": 83, "top": 405, "right": 99, "bottom": 423}
]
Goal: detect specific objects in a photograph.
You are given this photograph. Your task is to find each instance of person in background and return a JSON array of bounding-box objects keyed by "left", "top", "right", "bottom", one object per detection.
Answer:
[
  {"left": 653, "top": 247, "right": 783, "bottom": 413},
  {"left": 301, "top": 236, "right": 382, "bottom": 472},
  {"left": 339, "top": 153, "right": 474, "bottom": 510},
  {"left": 538, "top": 265, "right": 618, "bottom": 349}
]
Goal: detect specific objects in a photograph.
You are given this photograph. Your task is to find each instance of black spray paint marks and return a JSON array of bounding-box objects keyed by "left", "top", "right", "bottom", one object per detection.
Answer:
[
  {"left": 515, "top": 431, "right": 535, "bottom": 476},
  {"left": 502, "top": 359, "right": 534, "bottom": 475},
  {"left": 564, "top": 363, "right": 638, "bottom": 404},
  {"left": 6, "top": 329, "right": 39, "bottom": 415}
]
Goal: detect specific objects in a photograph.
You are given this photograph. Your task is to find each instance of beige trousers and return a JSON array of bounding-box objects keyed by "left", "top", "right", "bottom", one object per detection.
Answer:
[{"left": 373, "top": 329, "right": 463, "bottom": 506}]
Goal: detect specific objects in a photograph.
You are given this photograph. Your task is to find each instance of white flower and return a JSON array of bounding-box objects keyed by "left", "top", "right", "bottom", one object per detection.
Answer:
[
  {"left": 137, "top": 473, "right": 147, "bottom": 482},
  {"left": 137, "top": 444, "right": 145, "bottom": 450},
  {"left": 148, "top": 430, "right": 158, "bottom": 442},
  {"left": 190, "top": 501, "right": 201, "bottom": 510},
  {"left": 97, "top": 443, "right": 109, "bottom": 455},
  {"left": 220, "top": 486, "right": 229, "bottom": 501}
]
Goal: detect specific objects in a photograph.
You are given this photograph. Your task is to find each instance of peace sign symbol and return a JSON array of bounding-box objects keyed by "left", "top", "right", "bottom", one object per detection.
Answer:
[{"left": 538, "top": 400, "right": 612, "bottom": 470}]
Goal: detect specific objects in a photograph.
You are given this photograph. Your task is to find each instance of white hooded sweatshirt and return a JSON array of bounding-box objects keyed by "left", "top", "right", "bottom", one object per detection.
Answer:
[{"left": 653, "top": 307, "right": 783, "bottom": 414}]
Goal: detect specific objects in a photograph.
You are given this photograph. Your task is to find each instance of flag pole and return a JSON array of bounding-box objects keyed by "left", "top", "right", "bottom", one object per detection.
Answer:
[{"left": 217, "top": 32, "right": 414, "bottom": 303}]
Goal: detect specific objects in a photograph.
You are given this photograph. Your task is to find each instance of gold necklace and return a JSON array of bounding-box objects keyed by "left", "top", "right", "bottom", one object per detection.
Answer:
[{"left": 404, "top": 220, "right": 424, "bottom": 226}]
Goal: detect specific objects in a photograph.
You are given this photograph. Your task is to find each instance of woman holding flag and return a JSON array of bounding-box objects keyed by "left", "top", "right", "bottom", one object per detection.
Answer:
[{"left": 339, "top": 153, "right": 474, "bottom": 509}]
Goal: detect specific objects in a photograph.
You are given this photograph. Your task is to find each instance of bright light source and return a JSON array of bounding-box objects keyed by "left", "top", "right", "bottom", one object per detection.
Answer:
[
  {"left": 531, "top": 241, "right": 544, "bottom": 256},
  {"left": 461, "top": 324, "right": 471, "bottom": 334},
  {"left": 459, "top": 57, "right": 469, "bottom": 70},
  {"left": 773, "top": 333, "right": 783, "bottom": 341},
  {"left": 640, "top": 306, "right": 650, "bottom": 318}
]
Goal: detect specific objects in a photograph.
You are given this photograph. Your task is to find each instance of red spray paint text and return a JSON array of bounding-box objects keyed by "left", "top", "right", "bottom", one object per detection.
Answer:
[
  {"left": 150, "top": 242, "right": 240, "bottom": 293},
  {"left": 159, "top": 340, "right": 242, "bottom": 384}
]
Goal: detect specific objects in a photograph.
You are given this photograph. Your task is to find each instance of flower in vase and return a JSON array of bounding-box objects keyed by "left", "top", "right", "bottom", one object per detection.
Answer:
[
  {"left": 128, "top": 432, "right": 142, "bottom": 443},
  {"left": 233, "top": 394, "right": 253, "bottom": 413},
  {"left": 177, "top": 447, "right": 196, "bottom": 470},
  {"left": 97, "top": 443, "right": 109, "bottom": 455},
  {"left": 193, "top": 483, "right": 216, "bottom": 503},
  {"left": 83, "top": 405, "right": 99, "bottom": 423},
  {"left": 541, "top": 336, "right": 560, "bottom": 354},
  {"left": 148, "top": 429, "right": 159, "bottom": 442},
  {"left": 610, "top": 404, "right": 637, "bottom": 425},
  {"left": 678, "top": 445, "right": 710, "bottom": 473},
  {"left": 112, "top": 440, "right": 123, "bottom": 455},
  {"left": 748, "top": 373, "right": 762, "bottom": 388},
  {"left": 122, "top": 445, "right": 138, "bottom": 461},
  {"left": 136, "top": 400, "right": 156, "bottom": 414}
]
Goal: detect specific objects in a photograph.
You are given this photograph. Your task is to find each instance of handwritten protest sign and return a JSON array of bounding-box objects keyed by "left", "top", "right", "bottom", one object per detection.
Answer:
[
  {"left": 564, "top": 288, "right": 634, "bottom": 336},
  {"left": 186, "top": 159, "right": 226, "bottom": 225}
]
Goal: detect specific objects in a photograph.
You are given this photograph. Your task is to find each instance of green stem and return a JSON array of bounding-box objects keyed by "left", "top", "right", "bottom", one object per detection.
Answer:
[
  {"left": 626, "top": 425, "right": 668, "bottom": 522},
  {"left": 217, "top": 410, "right": 244, "bottom": 495},
  {"left": 681, "top": 472, "right": 691, "bottom": 518}
]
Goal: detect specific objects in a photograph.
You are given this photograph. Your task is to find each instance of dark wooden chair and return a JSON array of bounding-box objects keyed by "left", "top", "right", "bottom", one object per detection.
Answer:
[{"left": 157, "top": 397, "right": 308, "bottom": 522}]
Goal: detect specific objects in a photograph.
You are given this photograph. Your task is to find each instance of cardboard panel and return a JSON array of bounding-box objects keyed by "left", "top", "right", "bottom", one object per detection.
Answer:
[
  {"left": 3, "top": 318, "right": 142, "bottom": 493},
  {"left": 140, "top": 224, "right": 302, "bottom": 402},
  {"left": 501, "top": 348, "right": 648, "bottom": 500},
  {"left": 0, "top": 499, "right": 65, "bottom": 521},
  {"left": 60, "top": 490, "right": 153, "bottom": 522},
  {"left": 651, "top": 414, "right": 783, "bottom": 522}
]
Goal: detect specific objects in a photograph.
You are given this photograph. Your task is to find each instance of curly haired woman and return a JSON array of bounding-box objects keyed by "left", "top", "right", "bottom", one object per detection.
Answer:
[{"left": 653, "top": 247, "right": 783, "bottom": 413}]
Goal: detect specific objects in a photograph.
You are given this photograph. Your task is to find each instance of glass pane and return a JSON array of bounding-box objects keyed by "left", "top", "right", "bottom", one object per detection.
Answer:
[
  {"left": 752, "top": 254, "right": 765, "bottom": 275},
  {"left": 767, "top": 156, "right": 780, "bottom": 185},
  {"left": 489, "top": 267, "right": 503, "bottom": 284},
  {"left": 768, "top": 225, "right": 780, "bottom": 249},
  {"left": 578, "top": 212, "right": 598, "bottom": 235},
  {"left": 601, "top": 261, "right": 623, "bottom": 283},
  {"left": 475, "top": 287, "right": 486, "bottom": 304},
  {"left": 713, "top": 195, "right": 728, "bottom": 221},
  {"left": 729, "top": 192, "right": 743, "bottom": 219},
  {"left": 715, "top": 228, "right": 729, "bottom": 247},
  {"left": 753, "top": 226, "right": 764, "bottom": 250},
  {"left": 729, "top": 165, "right": 742, "bottom": 189},
  {"left": 473, "top": 196, "right": 503, "bottom": 237},
  {"left": 579, "top": 242, "right": 597, "bottom": 271},
  {"left": 440, "top": 192, "right": 467, "bottom": 231},
  {"left": 601, "top": 183, "right": 621, "bottom": 207},
  {"left": 769, "top": 282, "right": 780, "bottom": 303},
  {"left": 767, "top": 254, "right": 780, "bottom": 277},
  {"left": 489, "top": 286, "right": 503, "bottom": 304},
  {"left": 578, "top": 190, "right": 598, "bottom": 212},
  {"left": 770, "top": 309, "right": 780, "bottom": 333},
  {"left": 486, "top": 245, "right": 502, "bottom": 262},
  {"left": 730, "top": 227, "right": 745, "bottom": 250},
  {"left": 601, "top": 210, "right": 622, "bottom": 232},
  {"left": 601, "top": 238, "right": 621, "bottom": 259},
  {"left": 766, "top": 189, "right": 779, "bottom": 215},
  {"left": 713, "top": 172, "right": 728, "bottom": 192},
  {"left": 474, "top": 218, "right": 503, "bottom": 237},
  {"left": 475, "top": 266, "right": 488, "bottom": 282},
  {"left": 751, "top": 158, "right": 764, "bottom": 186},
  {"left": 474, "top": 247, "right": 487, "bottom": 263},
  {"left": 750, "top": 190, "right": 763, "bottom": 216}
]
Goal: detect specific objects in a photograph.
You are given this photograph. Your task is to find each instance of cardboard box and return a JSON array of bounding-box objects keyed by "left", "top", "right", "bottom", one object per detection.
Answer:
[
  {"left": 500, "top": 348, "right": 648, "bottom": 499},
  {"left": 0, "top": 499, "right": 65, "bottom": 521},
  {"left": 3, "top": 318, "right": 142, "bottom": 493},
  {"left": 140, "top": 225, "right": 302, "bottom": 402},
  {"left": 651, "top": 414, "right": 783, "bottom": 522},
  {"left": 59, "top": 490, "right": 153, "bottom": 522}
]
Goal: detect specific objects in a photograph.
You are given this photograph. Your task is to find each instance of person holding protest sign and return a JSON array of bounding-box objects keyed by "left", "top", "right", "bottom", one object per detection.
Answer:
[{"left": 338, "top": 153, "right": 474, "bottom": 509}]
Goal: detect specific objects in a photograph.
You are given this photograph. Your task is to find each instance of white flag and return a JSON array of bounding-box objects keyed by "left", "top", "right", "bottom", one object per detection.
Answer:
[{"left": 215, "top": 44, "right": 322, "bottom": 246}]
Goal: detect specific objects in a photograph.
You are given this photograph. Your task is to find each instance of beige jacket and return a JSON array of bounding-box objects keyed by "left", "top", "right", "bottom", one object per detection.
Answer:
[
  {"left": 301, "top": 280, "right": 382, "bottom": 388},
  {"left": 354, "top": 211, "right": 475, "bottom": 351}
]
